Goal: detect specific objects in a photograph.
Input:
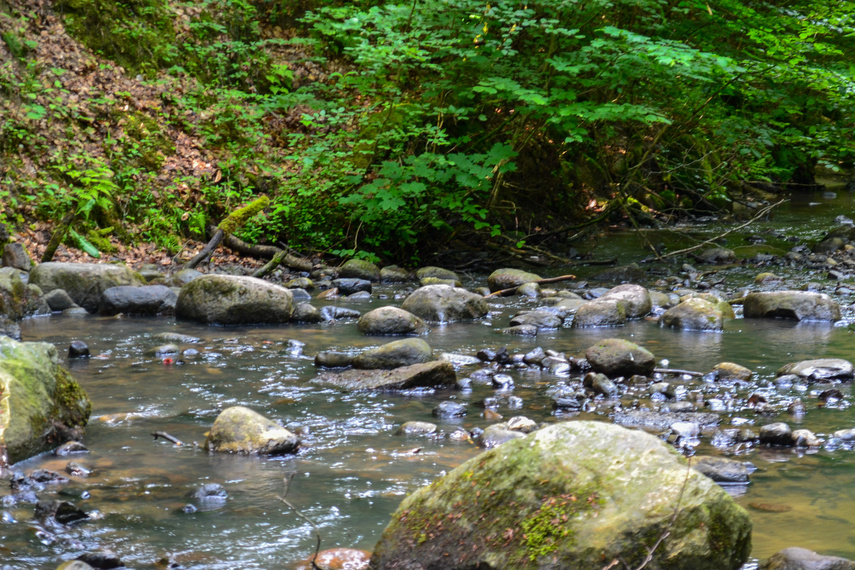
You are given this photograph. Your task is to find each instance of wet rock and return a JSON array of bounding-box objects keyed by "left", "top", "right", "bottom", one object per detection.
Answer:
[
  {"left": 585, "top": 338, "right": 655, "bottom": 378},
  {"left": 709, "top": 362, "right": 754, "bottom": 382},
  {"left": 401, "top": 285, "right": 487, "bottom": 323},
  {"left": 419, "top": 277, "right": 460, "bottom": 287},
  {"left": 57, "top": 561, "right": 95, "bottom": 570},
  {"left": 759, "top": 547, "right": 855, "bottom": 570},
  {"left": 145, "top": 344, "right": 179, "bottom": 357},
  {"left": 320, "top": 306, "right": 362, "bottom": 321},
  {"left": 759, "top": 422, "right": 794, "bottom": 446},
  {"left": 613, "top": 410, "right": 721, "bottom": 431},
  {"left": 693, "top": 456, "right": 751, "bottom": 484},
  {"left": 665, "top": 401, "right": 696, "bottom": 413},
  {"left": 44, "top": 289, "right": 78, "bottom": 311},
  {"left": 0, "top": 336, "right": 91, "bottom": 466},
  {"left": 168, "top": 268, "right": 203, "bottom": 286},
  {"left": 66, "top": 462, "right": 91, "bottom": 477},
  {"left": 516, "top": 282, "right": 541, "bottom": 298},
  {"left": 29, "top": 262, "right": 145, "bottom": 313},
  {"left": 756, "top": 272, "right": 782, "bottom": 284},
  {"left": 68, "top": 341, "right": 90, "bottom": 359},
  {"left": 509, "top": 310, "right": 562, "bottom": 330},
  {"left": 353, "top": 338, "right": 434, "bottom": 370},
  {"left": 432, "top": 401, "right": 467, "bottom": 418},
  {"left": 743, "top": 291, "right": 840, "bottom": 322},
  {"left": 30, "top": 469, "right": 70, "bottom": 485},
  {"left": 357, "top": 306, "right": 428, "bottom": 336},
  {"left": 191, "top": 483, "right": 228, "bottom": 502},
  {"left": 99, "top": 285, "right": 178, "bottom": 316},
  {"left": 2, "top": 242, "right": 32, "bottom": 271},
  {"left": 395, "top": 421, "right": 438, "bottom": 436},
  {"left": 777, "top": 358, "right": 854, "bottom": 381},
  {"left": 0, "top": 267, "right": 50, "bottom": 320},
  {"left": 660, "top": 297, "right": 725, "bottom": 331},
  {"left": 316, "top": 361, "right": 457, "bottom": 391},
  {"left": 475, "top": 423, "right": 526, "bottom": 448},
  {"left": 792, "top": 429, "right": 822, "bottom": 447},
  {"left": 415, "top": 266, "right": 460, "bottom": 282},
  {"left": 598, "top": 284, "right": 652, "bottom": 318},
  {"left": 501, "top": 325, "right": 539, "bottom": 336},
  {"left": 76, "top": 550, "right": 124, "bottom": 569},
  {"left": 290, "top": 303, "right": 322, "bottom": 323},
  {"left": 523, "top": 347, "right": 545, "bottom": 366},
  {"left": 176, "top": 275, "right": 294, "bottom": 325},
  {"left": 491, "top": 373, "right": 514, "bottom": 389},
  {"left": 583, "top": 372, "right": 617, "bottom": 397},
  {"left": 487, "top": 268, "right": 542, "bottom": 293},
  {"left": 694, "top": 247, "right": 736, "bottom": 264},
  {"left": 204, "top": 406, "right": 299, "bottom": 455},
  {"left": 331, "top": 278, "right": 372, "bottom": 295},
  {"left": 590, "top": 263, "right": 647, "bottom": 283},
  {"left": 369, "top": 422, "right": 751, "bottom": 570},
  {"left": 572, "top": 298, "right": 628, "bottom": 327},
  {"left": 314, "top": 351, "right": 354, "bottom": 368},
  {"left": 35, "top": 500, "right": 89, "bottom": 525},
  {"left": 380, "top": 265, "right": 412, "bottom": 283},
  {"left": 339, "top": 259, "right": 381, "bottom": 282},
  {"left": 55, "top": 441, "right": 88, "bottom": 456}
]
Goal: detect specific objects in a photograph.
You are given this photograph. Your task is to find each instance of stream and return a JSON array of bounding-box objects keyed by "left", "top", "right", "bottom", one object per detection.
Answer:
[{"left": 3, "top": 187, "right": 855, "bottom": 569}]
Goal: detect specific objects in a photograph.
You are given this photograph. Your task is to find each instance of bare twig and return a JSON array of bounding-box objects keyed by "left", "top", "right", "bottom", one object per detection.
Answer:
[
  {"left": 151, "top": 431, "right": 184, "bottom": 446},
  {"left": 278, "top": 475, "right": 322, "bottom": 570},
  {"left": 653, "top": 367, "right": 704, "bottom": 378}
]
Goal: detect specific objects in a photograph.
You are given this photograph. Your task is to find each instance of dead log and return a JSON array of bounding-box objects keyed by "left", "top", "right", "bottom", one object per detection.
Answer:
[
  {"left": 484, "top": 274, "right": 577, "bottom": 298},
  {"left": 184, "top": 197, "right": 269, "bottom": 270},
  {"left": 41, "top": 210, "right": 76, "bottom": 263}
]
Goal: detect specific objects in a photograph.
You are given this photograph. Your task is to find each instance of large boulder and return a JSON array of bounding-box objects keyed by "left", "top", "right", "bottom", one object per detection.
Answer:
[
  {"left": 204, "top": 406, "right": 299, "bottom": 455},
  {"left": 0, "top": 267, "right": 49, "bottom": 321},
  {"left": 353, "top": 338, "right": 435, "bottom": 370},
  {"left": 29, "top": 262, "right": 145, "bottom": 313},
  {"left": 0, "top": 336, "right": 91, "bottom": 466},
  {"left": 315, "top": 360, "right": 457, "bottom": 391},
  {"left": 370, "top": 421, "right": 751, "bottom": 569},
  {"left": 99, "top": 285, "right": 178, "bottom": 316},
  {"left": 176, "top": 275, "right": 294, "bottom": 325},
  {"left": 401, "top": 285, "right": 487, "bottom": 323},
  {"left": 599, "top": 284, "right": 652, "bottom": 318},
  {"left": 743, "top": 291, "right": 840, "bottom": 322},
  {"left": 487, "top": 268, "right": 542, "bottom": 293},
  {"left": 660, "top": 297, "right": 726, "bottom": 331},
  {"left": 357, "top": 306, "right": 428, "bottom": 336},
  {"left": 572, "top": 298, "right": 627, "bottom": 328},
  {"left": 585, "top": 338, "right": 656, "bottom": 377}
]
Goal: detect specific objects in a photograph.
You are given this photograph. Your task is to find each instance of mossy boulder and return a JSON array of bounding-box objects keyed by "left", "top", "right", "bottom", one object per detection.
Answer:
[
  {"left": 370, "top": 421, "right": 751, "bottom": 569},
  {"left": 660, "top": 297, "right": 726, "bottom": 331},
  {"left": 357, "top": 306, "right": 428, "bottom": 336},
  {"left": 99, "top": 285, "right": 178, "bottom": 316},
  {"left": 415, "top": 266, "right": 460, "bottom": 282},
  {"left": 0, "top": 336, "right": 92, "bottom": 466},
  {"left": 339, "top": 259, "right": 381, "bottom": 282},
  {"left": 401, "top": 285, "right": 487, "bottom": 323},
  {"left": 599, "top": 283, "right": 652, "bottom": 318},
  {"left": 0, "top": 267, "right": 49, "bottom": 322},
  {"left": 585, "top": 338, "right": 656, "bottom": 377},
  {"left": 176, "top": 275, "right": 293, "bottom": 325},
  {"left": 29, "top": 262, "right": 145, "bottom": 313},
  {"left": 743, "top": 291, "right": 840, "bottom": 322},
  {"left": 487, "top": 268, "right": 542, "bottom": 293},
  {"left": 353, "top": 338, "right": 435, "bottom": 370},
  {"left": 204, "top": 406, "right": 299, "bottom": 455},
  {"left": 571, "top": 298, "right": 628, "bottom": 328}
]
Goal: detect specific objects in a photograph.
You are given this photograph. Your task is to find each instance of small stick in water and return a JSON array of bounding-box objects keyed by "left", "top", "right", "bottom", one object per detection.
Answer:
[{"left": 151, "top": 431, "right": 184, "bottom": 446}]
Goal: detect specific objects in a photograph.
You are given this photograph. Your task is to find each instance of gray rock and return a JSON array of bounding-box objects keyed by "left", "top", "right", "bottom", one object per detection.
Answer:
[
  {"left": 760, "top": 547, "right": 855, "bottom": 570},
  {"left": 694, "top": 247, "right": 736, "bottom": 264},
  {"left": 339, "top": 259, "right": 381, "bottom": 282},
  {"left": 0, "top": 267, "right": 50, "bottom": 320},
  {"left": 509, "top": 310, "right": 562, "bottom": 330},
  {"left": 572, "top": 298, "right": 628, "bottom": 327},
  {"left": 0, "top": 336, "right": 91, "bottom": 466},
  {"left": 369, "top": 422, "right": 751, "bottom": 570},
  {"left": 380, "top": 265, "right": 412, "bottom": 283},
  {"left": 35, "top": 500, "right": 89, "bottom": 525},
  {"left": 315, "top": 360, "right": 457, "bottom": 391},
  {"left": 415, "top": 266, "right": 460, "bottom": 282},
  {"left": 204, "top": 406, "right": 299, "bottom": 455},
  {"left": 433, "top": 401, "right": 467, "bottom": 418},
  {"left": 660, "top": 297, "right": 725, "bottom": 331},
  {"left": 501, "top": 325, "right": 539, "bottom": 336},
  {"left": 613, "top": 410, "right": 721, "bottom": 431},
  {"left": 29, "top": 262, "right": 145, "bottom": 313},
  {"left": 68, "top": 341, "right": 90, "bottom": 359},
  {"left": 759, "top": 422, "right": 794, "bottom": 446},
  {"left": 176, "top": 275, "right": 294, "bottom": 325},
  {"left": 487, "top": 268, "right": 542, "bottom": 293},
  {"left": 395, "top": 421, "right": 438, "bottom": 436},
  {"left": 709, "top": 362, "right": 754, "bottom": 382},
  {"left": 315, "top": 351, "right": 354, "bottom": 368},
  {"left": 585, "top": 338, "right": 655, "bottom": 377},
  {"left": 743, "top": 291, "right": 840, "bottom": 322},
  {"left": 583, "top": 372, "right": 617, "bottom": 397},
  {"left": 320, "top": 306, "right": 362, "bottom": 321},
  {"left": 516, "top": 282, "right": 541, "bottom": 298},
  {"left": 2, "top": 242, "right": 32, "bottom": 271},
  {"left": 475, "top": 423, "right": 525, "bottom": 448},
  {"left": 331, "top": 278, "right": 372, "bottom": 295},
  {"left": 353, "top": 338, "right": 434, "bottom": 370},
  {"left": 401, "top": 285, "right": 487, "bottom": 323},
  {"left": 777, "top": 359, "right": 854, "bottom": 381},
  {"left": 693, "top": 456, "right": 751, "bottom": 484},
  {"left": 168, "top": 268, "right": 203, "bottom": 286},
  {"left": 598, "top": 284, "right": 652, "bottom": 318},
  {"left": 43, "top": 289, "right": 78, "bottom": 311},
  {"left": 99, "top": 285, "right": 178, "bottom": 316},
  {"left": 357, "top": 306, "right": 428, "bottom": 336},
  {"left": 292, "top": 303, "right": 323, "bottom": 323}
]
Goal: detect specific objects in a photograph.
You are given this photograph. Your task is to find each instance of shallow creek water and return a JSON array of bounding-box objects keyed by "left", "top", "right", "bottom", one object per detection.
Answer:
[{"left": 4, "top": 188, "right": 855, "bottom": 569}]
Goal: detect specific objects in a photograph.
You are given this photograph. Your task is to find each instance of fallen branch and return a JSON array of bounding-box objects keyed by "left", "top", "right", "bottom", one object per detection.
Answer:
[
  {"left": 653, "top": 367, "right": 704, "bottom": 378},
  {"left": 41, "top": 210, "right": 76, "bottom": 262},
  {"left": 484, "top": 274, "right": 577, "bottom": 298},
  {"left": 151, "top": 431, "right": 184, "bottom": 446},
  {"left": 184, "top": 196, "right": 269, "bottom": 270},
  {"left": 279, "top": 474, "right": 322, "bottom": 570},
  {"left": 640, "top": 198, "right": 787, "bottom": 263}
]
